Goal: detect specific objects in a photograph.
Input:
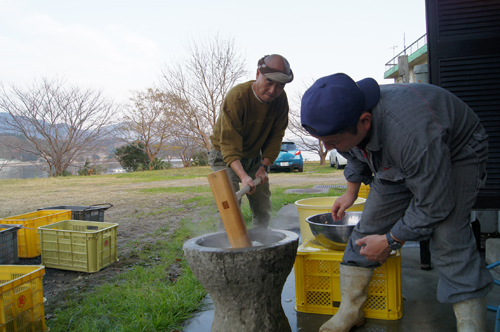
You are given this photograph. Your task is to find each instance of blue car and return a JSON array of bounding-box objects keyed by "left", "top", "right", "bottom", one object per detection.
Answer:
[{"left": 270, "top": 141, "right": 303, "bottom": 172}]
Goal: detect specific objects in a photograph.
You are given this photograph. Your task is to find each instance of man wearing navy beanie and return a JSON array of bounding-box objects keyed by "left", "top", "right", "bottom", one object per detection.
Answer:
[{"left": 301, "top": 73, "right": 492, "bottom": 332}]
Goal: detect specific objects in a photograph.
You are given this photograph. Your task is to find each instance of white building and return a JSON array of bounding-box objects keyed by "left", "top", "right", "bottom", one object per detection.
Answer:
[{"left": 384, "top": 34, "right": 428, "bottom": 84}]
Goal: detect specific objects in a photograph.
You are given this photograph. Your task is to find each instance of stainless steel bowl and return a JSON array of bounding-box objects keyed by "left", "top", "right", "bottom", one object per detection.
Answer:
[{"left": 306, "top": 211, "right": 362, "bottom": 250}]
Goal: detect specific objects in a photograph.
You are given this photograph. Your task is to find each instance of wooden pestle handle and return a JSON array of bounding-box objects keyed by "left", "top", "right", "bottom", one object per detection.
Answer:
[
  {"left": 235, "top": 177, "right": 263, "bottom": 201},
  {"left": 207, "top": 169, "right": 252, "bottom": 248}
]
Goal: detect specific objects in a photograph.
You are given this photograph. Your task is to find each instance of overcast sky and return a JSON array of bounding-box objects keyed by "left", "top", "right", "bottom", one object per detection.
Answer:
[{"left": 0, "top": 0, "right": 427, "bottom": 107}]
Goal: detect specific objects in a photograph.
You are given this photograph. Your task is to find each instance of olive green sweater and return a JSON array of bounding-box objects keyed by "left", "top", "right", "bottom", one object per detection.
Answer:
[{"left": 210, "top": 81, "right": 289, "bottom": 166}]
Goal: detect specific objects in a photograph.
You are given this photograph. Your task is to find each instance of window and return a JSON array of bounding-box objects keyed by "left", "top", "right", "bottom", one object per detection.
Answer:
[{"left": 281, "top": 142, "right": 297, "bottom": 151}]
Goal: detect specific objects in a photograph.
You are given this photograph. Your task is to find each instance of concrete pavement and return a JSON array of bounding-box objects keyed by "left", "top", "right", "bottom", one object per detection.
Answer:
[{"left": 183, "top": 203, "right": 500, "bottom": 332}]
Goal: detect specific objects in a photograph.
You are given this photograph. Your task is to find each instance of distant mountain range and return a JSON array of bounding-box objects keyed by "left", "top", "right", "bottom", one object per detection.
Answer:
[
  {"left": 0, "top": 112, "right": 17, "bottom": 134},
  {"left": 0, "top": 112, "right": 124, "bottom": 139},
  {"left": 0, "top": 112, "right": 67, "bottom": 137},
  {"left": 0, "top": 112, "right": 127, "bottom": 161}
]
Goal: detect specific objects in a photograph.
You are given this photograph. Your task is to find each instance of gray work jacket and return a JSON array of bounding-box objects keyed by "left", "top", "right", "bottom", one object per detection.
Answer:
[{"left": 341, "top": 83, "right": 487, "bottom": 242}]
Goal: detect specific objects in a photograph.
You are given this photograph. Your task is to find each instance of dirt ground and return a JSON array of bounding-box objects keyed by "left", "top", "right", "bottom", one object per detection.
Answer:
[{"left": 2, "top": 170, "right": 346, "bottom": 320}]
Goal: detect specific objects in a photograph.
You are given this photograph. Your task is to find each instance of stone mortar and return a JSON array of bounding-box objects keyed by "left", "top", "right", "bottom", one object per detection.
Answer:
[{"left": 183, "top": 228, "right": 299, "bottom": 332}]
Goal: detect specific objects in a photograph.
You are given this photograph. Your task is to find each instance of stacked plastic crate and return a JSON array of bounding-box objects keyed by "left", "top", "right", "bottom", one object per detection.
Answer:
[
  {"left": 358, "top": 183, "right": 371, "bottom": 199},
  {"left": 0, "top": 210, "right": 71, "bottom": 258},
  {"left": 0, "top": 206, "right": 117, "bottom": 331},
  {"left": 0, "top": 210, "right": 70, "bottom": 332},
  {"left": 0, "top": 226, "right": 19, "bottom": 265},
  {"left": 0, "top": 266, "right": 47, "bottom": 331},
  {"left": 294, "top": 193, "right": 402, "bottom": 321},
  {"left": 38, "top": 204, "right": 113, "bottom": 222},
  {"left": 294, "top": 239, "right": 403, "bottom": 320},
  {"left": 38, "top": 219, "right": 118, "bottom": 273}
]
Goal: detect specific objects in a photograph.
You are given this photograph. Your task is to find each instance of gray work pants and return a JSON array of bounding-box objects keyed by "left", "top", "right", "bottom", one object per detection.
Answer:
[
  {"left": 343, "top": 130, "right": 494, "bottom": 303},
  {"left": 208, "top": 148, "right": 271, "bottom": 229}
]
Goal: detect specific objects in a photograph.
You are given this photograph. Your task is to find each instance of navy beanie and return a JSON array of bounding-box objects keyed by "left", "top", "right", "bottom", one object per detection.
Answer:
[{"left": 301, "top": 73, "right": 380, "bottom": 136}]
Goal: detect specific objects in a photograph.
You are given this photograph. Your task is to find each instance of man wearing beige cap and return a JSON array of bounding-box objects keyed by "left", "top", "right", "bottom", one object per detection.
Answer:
[{"left": 209, "top": 54, "right": 293, "bottom": 229}]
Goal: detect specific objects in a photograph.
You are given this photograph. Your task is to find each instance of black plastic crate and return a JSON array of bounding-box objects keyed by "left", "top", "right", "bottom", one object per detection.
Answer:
[
  {"left": 38, "top": 204, "right": 113, "bottom": 222},
  {"left": 0, "top": 225, "right": 19, "bottom": 264}
]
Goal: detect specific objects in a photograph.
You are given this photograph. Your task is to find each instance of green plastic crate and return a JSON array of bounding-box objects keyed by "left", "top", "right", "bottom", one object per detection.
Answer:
[{"left": 38, "top": 220, "right": 118, "bottom": 273}]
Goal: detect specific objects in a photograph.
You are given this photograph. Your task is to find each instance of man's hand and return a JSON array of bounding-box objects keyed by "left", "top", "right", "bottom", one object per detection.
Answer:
[
  {"left": 241, "top": 175, "right": 257, "bottom": 195},
  {"left": 230, "top": 158, "right": 270, "bottom": 196},
  {"left": 331, "top": 181, "right": 361, "bottom": 221},
  {"left": 255, "top": 165, "right": 269, "bottom": 185},
  {"left": 230, "top": 160, "right": 258, "bottom": 195},
  {"left": 356, "top": 235, "right": 392, "bottom": 264},
  {"left": 331, "top": 194, "right": 357, "bottom": 221}
]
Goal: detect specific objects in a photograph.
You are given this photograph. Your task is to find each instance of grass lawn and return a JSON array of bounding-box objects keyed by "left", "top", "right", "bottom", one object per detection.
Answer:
[{"left": 1, "top": 161, "right": 345, "bottom": 331}]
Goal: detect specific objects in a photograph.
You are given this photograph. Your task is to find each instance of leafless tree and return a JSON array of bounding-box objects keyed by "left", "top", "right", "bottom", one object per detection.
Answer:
[
  {"left": 0, "top": 158, "right": 10, "bottom": 172},
  {"left": 160, "top": 33, "right": 248, "bottom": 151},
  {"left": 119, "top": 88, "right": 177, "bottom": 170},
  {"left": 287, "top": 88, "right": 330, "bottom": 164},
  {"left": 160, "top": 142, "right": 182, "bottom": 163},
  {"left": 0, "top": 78, "right": 117, "bottom": 176},
  {"left": 173, "top": 134, "right": 199, "bottom": 167}
]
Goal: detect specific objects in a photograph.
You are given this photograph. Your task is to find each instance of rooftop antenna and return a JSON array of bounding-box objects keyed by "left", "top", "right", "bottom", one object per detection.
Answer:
[
  {"left": 403, "top": 33, "right": 407, "bottom": 55},
  {"left": 390, "top": 45, "right": 398, "bottom": 58}
]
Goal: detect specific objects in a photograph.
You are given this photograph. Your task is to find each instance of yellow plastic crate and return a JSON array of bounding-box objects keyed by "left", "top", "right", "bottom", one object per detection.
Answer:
[
  {"left": 294, "top": 239, "right": 402, "bottom": 320},
  {"left": 38, "top": 220, "right": 118, "bottom": 273},
  {"left": 358, "top": 184, "right": 371, "bottom": 199},
  {"left": 0, "top": 266, "right": 46, "bottom": 332},
  {"left": 0, "top": 210, "right": 71, "bottom": 258}
]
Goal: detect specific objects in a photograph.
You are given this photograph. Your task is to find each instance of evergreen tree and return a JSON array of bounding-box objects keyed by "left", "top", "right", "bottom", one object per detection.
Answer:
[{"left": 114, "top": 142, "right": 149, "bottom": 172}]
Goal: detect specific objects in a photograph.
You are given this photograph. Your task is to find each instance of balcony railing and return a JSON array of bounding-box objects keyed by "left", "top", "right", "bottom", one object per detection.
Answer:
[{"left": 385, "top": 34, "right": 427, "bottom": 72}]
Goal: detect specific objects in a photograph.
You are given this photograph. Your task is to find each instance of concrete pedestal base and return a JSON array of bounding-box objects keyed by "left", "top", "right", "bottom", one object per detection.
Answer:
[{"left": 183, "top": 229, "right": 299, "bottom": 332}]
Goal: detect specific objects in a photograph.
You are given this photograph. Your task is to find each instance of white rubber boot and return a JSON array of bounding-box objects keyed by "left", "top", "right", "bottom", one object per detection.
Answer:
[
  {"left": 453, "top": 297, "right": 487, "bottom": 332},
  {"left": 319, "top": 265, "right": 374, "bottom": 332}
]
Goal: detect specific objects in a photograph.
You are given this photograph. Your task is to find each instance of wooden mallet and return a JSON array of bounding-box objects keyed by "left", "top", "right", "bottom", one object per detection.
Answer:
[{"left": 207, "top": 169, "right": 262, "bottom": 248}]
